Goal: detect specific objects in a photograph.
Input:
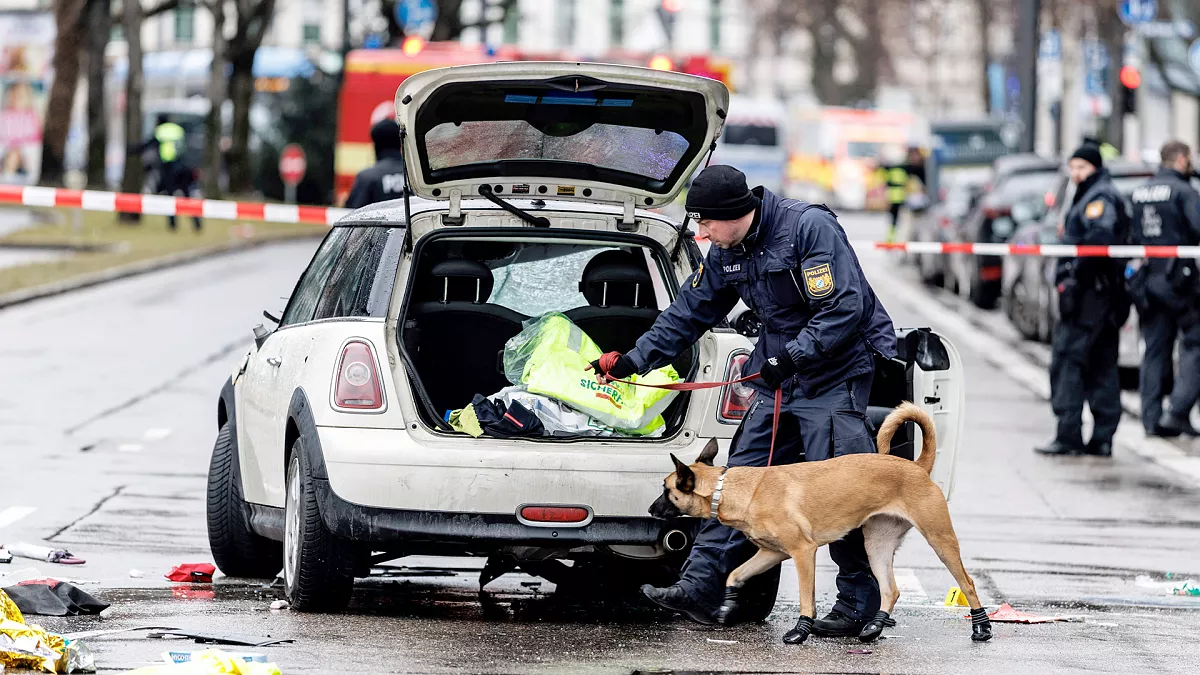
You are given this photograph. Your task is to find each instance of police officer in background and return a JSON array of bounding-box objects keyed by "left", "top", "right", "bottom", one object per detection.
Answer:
[
  {"left": 144, "top": 113, "right": 202, "bottom": 231},
  {"left": 1130, "top": 140, "right": 1200, "bottom": 437},
  {"left": 1037, "top": 143, "right": 1131, "bottom": 457},
  {"left": 589, "top": 165, "right": 898, "bottom": 642},
  {"left": 879, "top": 147, "right": 927, "bottom": 243},
  {"left": 345, "top": 119, "right": 407, "bottom": 209}
]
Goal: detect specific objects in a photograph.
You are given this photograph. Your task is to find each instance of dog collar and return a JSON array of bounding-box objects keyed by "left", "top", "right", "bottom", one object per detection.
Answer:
[{"left": 709, "top": 467, "right": 729, "bottom": 520}]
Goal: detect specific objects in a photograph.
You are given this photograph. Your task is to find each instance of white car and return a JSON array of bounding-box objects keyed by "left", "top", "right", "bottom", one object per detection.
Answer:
[{"left": 206, "top": 62, "right": 967, "bottom": 612}]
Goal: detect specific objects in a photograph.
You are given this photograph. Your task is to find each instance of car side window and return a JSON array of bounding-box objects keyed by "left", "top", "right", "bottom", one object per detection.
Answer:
[
  {"left": 279, "top": 228, "right": 350, "bottom": 328},
  {"left": 313, "top": 227, "right": 391, "bottom": 321}
]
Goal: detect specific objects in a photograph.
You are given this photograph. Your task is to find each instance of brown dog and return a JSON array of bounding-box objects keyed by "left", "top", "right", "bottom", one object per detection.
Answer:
[{"left": 648, "top": 402, "right": 992, "bottom": 644}]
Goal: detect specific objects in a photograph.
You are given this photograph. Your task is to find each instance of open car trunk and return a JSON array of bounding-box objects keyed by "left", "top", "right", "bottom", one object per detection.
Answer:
[{"left": 398, "top": 229, "right": 697, "bottom": 439}]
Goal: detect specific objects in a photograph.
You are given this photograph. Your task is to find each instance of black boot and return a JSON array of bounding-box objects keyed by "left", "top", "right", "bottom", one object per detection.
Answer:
[
  {"left": 970, "top": 607, "right": 993, "bottom": 642},
  {"left": 1034, "top": 440, "right": 1083, "bottom": 456},
  {"left": 1156, "top": 412, "right": 1198, "bottom": 438},
  {"left": 858, "top": 610, "right": 897, "bottom": 643},
  {"left": 782, "top": 615, "right": 815, "bottom": 644},
  {"left": 1084, "top": 439, "right": 1112, "bottom": 456},
  {"left": 640, "top": 584, "right": 717, "bottom": 625},
  {"left": 812, "top": 609, "right": 866, "bottom": 637}
]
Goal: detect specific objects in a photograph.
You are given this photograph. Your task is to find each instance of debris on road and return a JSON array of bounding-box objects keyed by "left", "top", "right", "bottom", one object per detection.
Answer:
[
  {"left": 124, "top": 649, "right": 281, "bottom": 675},
  {"left": 268, "top": 601, "right": 288, "bottom": 611},
  {"left": 847, "top": 648, "right": 873, "bottom": 654},
  {"left": 705, "top": 638, "right": 738, "bottom": 644},
  {"left": 62, "top": 626, "right": 179, "bottom": 641},
  {"left": 147, "top": 631, "right": 294, "bottom": 648},
  {"left": 163, "top": 651, "right": 268, "bottom": 665},
  {"left": 970, "top": 603, "right": 1073, "bottom": 624},
  {"left": 1, "top": 579, "right": 109, "bottom": 616},
  {"left": 1, "top": 588, "right": 94, "bottom": 673},
  {"left": 0, "top": 548, "right": 11, "bottom": 564},
  {"left": 129, "top": 570, "right": 145, "bottom": 579},
  {"left": 165, "top": 564, "right": 216, "bottom": 583},
  {"left": 1135, "top": 574, "right": 1200, "bottom": 597},
  {"left": 6, "top": 543, "right": 85, "bottom": 565}
]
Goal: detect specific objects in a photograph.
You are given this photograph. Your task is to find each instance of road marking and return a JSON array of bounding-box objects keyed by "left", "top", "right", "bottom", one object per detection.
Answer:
[
  {"left": 143, "top": 428, "right": 172, "bottom": 441},
  {"left": 894, "top": 567, "right": 931, "bottom": 605},
  {"left": 118, "top": 443, "right": 143, "bottom": 453},
  {"left": 0, "top": 506, "right": 36, "bottom": 529}
]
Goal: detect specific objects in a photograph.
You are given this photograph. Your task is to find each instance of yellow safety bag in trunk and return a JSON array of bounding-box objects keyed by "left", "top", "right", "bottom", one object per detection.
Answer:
[{"left": 503, "top": 312, "right": 679, "bottom": 435}]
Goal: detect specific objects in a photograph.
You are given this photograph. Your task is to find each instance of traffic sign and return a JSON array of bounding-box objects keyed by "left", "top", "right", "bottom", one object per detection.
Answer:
[
  {"left": 279, "top": 143, "right": 307, "bottom": 205},
  {"left": 1118, "top": 0, "right": 1157, "bottom": 26},
  {"left": 396, "top": 0, "right": 437, "bottom": 39},
  {"left": 1191, "top": 39, "right": 1200, "bottom": 75}
]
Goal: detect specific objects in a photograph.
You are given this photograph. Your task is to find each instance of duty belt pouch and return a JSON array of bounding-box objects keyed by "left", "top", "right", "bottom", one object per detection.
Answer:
[
  {"left": 1125, "top": 264, "right": 1150, "bottom": 313},
  {"left": 1057, "top": 277, "right": 1081, "bottom": 322}
]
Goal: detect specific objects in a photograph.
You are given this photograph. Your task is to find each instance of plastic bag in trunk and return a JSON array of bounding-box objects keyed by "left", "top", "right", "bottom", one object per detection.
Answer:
[{"left": 502, "top": 312, "right": 678, "bottom": 435}]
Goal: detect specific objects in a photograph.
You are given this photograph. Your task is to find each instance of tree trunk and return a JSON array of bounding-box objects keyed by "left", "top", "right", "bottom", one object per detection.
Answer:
[
  {"left": 86, "top": 0, "right": 111, "bottom": 188},
  {"left": 431, "top": 0, "right": 464, "bottom": 40},
  {"left": 40, "top": 0, "right": 87, "bottom": 187},
  {"left": 119, "top": 0, "right": 145, "bottom": 215},
  {"left": 204, "top": 0, "right": 226, "bottom": 197},
  {"left": 226, "top": 51, "right": 255, "bottom": 195},
  {"left": 1098, "top": 3, "right": 1125, "bottom": 150},
  {"left": 977, "top": 0, "right": 993, "bottom": 115}
]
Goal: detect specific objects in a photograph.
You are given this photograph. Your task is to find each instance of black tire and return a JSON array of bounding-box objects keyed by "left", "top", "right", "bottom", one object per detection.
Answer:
[
  {"left": 283, "top": 441, "right": 355, "bottom": 612},
  {"left": 970, "top": 278, "right": 999, "bottom": 310},
  {"left": 207, "top": 422, "right": 283, "bottom": 579}
]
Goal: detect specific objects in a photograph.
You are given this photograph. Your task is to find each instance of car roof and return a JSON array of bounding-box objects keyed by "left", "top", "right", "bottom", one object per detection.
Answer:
[{"left": 993, "top": 153, "right": 1058, "bottom": 176}]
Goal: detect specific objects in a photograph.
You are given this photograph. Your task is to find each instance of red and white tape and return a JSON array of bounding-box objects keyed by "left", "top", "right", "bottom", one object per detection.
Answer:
[
  {"left": 0, "top": 185, "right": 350, "bottom": 226},
  {"left": 4, "top": 185, "right": 1199, "bottom": 259},
  {"left": 871, "top": 241, "right": 1200, "bottom": 258}
]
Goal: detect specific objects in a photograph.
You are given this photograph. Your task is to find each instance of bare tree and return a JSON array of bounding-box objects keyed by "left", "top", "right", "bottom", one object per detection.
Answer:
[
  {"left": 85, "top": 0, "right": 112, "bottom": 188},
  {"left": 40, "top": 0, "right": 87, "bottom": 187},
  {"left": 202, "top": 0, "right": 225, "bottom": 197},
  {"left": 222, "top": 0, "right": 276, "bottom": 195}
]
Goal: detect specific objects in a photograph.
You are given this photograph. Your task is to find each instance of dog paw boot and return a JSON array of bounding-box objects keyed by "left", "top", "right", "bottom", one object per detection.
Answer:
[
  {"left": 858, "top": 610, "right": 897, "bottom": 643},
  {"left": 782, "top": 615, "right": 815, "bottom": 645},
  {"left": 716, "top": 587, "right": 740, "bottom": 626},
  {"left": 970, "top": 607, "right": 993, "bottom": 642}
]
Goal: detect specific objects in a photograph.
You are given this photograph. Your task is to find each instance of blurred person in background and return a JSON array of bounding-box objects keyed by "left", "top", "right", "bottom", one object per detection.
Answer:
[
  {"left": 345, "top": 119, "right": 407, "bottom": 209},
  {"left": 1037, "top": 143, "right": 1130, "bottom": 457},
  {"left": 1128, "top": 141, "right": 1200, "bottom": 437},
  {"left": 878, "top": 146, "right": 926, "bottom": 243},
  {"left": 144, "top": 113, "right": 202, "bottom": 232}
]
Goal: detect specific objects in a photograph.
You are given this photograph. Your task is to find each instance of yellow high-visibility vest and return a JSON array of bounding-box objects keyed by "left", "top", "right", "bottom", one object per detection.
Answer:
[
  {"left": 886, "top": 167, "right": 908, "bottom": 204},
  {"left": 154, "top": 122, "right": 185, "bottom": 162}
]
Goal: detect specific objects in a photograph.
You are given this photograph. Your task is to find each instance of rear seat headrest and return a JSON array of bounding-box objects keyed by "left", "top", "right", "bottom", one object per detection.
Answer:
[
  {"left": 430, "top": 259, "right": 495, "bottom": 304},
  {"left": 579, "top": 250, "right": 652, "bottom": 308}
]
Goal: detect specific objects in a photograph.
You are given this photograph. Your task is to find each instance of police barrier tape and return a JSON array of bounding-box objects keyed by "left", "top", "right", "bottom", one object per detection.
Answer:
[
  {"left": 0, "top": 185, "right": 351, "bottom": 226},
  {"left": 4, "top": 184, "right": 1199, "bottom": 258},
  {"left": 871, "top": 241, "right": 1200, "bottom": 258}
]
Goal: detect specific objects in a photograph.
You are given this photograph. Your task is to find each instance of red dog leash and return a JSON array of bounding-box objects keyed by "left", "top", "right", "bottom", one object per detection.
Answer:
[{"left": 594, "top": 352, "right": 783, "bottom": 466}]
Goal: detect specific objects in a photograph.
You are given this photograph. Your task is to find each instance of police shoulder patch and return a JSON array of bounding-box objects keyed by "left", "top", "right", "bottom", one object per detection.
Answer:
[
  {"left": 1085, "top": 200, "right": 1105, "bottom": 219},
  {"left": 692, "top": 262, "right": 703, "bottom": 288},
  {"left": 802, "top": 262, "right": 834, "bottom": 298}
]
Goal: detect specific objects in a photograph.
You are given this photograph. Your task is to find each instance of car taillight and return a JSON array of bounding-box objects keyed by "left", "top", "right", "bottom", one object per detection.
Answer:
[
  {"left": 719, "top": 351, "right": 755, "bottom": 423},
  {"left": 982, "top": 206, "right": 1011, "bottom": 220},
  {"left": 333, "top": 340, "right": 384, "bottom": 411},
  {"left": 519, "top": 506, "right": 590, "bottom": 524}
]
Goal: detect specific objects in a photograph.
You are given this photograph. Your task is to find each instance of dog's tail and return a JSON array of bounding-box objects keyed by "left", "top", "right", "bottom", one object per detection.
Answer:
[{"left": 876, "top": 401, "right": 937, "bottom": 475}]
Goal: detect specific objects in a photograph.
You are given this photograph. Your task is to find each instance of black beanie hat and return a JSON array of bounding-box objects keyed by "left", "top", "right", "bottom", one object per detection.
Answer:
[
  {"left": 1070, "top": 143, "right": 1103, "bottom": 169},
  {"left": 685, "top": 165, "right": 760, "bottom": 221},
  {"left": 371, "top": 118, "right": 402, "bottom": 154}
]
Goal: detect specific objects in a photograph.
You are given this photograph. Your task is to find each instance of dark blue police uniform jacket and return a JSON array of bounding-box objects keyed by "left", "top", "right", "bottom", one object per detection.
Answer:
[{"left": 627, "top": 188, "right": 897, "bottom": 400}]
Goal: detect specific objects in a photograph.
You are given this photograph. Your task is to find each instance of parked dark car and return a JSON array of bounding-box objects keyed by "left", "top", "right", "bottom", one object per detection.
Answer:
[
  {"left": 946, "top": 154, "right": 1061, "bottom": 309},
  {"left": 1001, "top": 161, "right": 1156, "bottom": 388},
  {"left": 911, "top": 177, "right": 981, "bottom": 287}
]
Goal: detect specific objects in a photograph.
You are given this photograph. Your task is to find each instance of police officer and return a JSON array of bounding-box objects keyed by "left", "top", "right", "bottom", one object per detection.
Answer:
[
  {"left": 590, "top": 165, "right": 898, "bottom": 638},
  {"left": 879, "top": 147, "right": 926, "bottom": 243},
  {"left": 145, "top": 113, "right": 202, "bottom": 231},
  {"left": 345, "top": 119, "right": 407, "bottom": 209},
  {"left": 1036, "top": 143, "right": 1131, "bottom": 456},
  {"left": 1131, "top": 141, "right": 1200, "bottom": 437}
]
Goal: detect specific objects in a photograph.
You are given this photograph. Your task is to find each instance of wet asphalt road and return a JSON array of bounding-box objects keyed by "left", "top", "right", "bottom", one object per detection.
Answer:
[{"left": 1, "top": 212, "right": 1199, "bottom": 674}]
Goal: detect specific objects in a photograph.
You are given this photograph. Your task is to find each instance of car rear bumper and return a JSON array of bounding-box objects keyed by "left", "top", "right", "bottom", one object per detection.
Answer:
[
  {"left": 315, "top": 425, "right": 721, "bottom": 518},
  {"left": 312, "top": 477, "right": 691, "bottom": 548}
]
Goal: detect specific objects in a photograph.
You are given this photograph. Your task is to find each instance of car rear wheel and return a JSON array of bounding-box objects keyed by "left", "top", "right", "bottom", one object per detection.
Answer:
[
  {"left": 283, "top": 442, "right": 355, "bottom": 612},
  {"left": 206, "top": 422, "right": 283, "bottom": 579}
]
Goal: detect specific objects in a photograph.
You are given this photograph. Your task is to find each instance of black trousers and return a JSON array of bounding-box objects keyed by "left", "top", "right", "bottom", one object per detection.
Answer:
[
  {"left": 1139, "top": 306, "right": 1178, "bottom": 431},
  {"left": 1049, "top": 318, "right": 1121, "bottom": 447}
]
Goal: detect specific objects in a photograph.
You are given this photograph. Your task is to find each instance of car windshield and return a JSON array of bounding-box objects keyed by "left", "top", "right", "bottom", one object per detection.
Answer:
[{"left": 722, "top": 124, "right": 778, "bottom": 147}]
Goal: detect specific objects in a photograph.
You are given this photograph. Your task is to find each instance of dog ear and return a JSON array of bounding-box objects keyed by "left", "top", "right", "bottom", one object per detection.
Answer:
[
  {"left": 670, "top": 453, "right": 696, "bottom": 493},
  {"left": 696, "top": 438, "right": 719, "bottom": 466}
]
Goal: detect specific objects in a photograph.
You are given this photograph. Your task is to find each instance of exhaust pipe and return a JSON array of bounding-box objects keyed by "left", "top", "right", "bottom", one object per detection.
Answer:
[{"left": 662, "top": 529, "right": 689, "bottom": 552}]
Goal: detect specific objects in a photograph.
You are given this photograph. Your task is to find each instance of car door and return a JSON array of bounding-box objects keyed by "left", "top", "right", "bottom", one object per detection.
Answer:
[{"left": 238, "top": 228, "right": 349, "bottom": 506}]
